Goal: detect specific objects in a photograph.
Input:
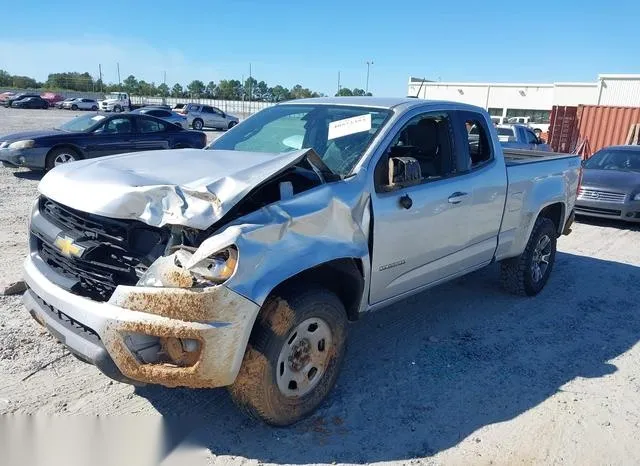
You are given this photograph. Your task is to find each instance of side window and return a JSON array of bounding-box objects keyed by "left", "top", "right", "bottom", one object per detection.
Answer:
[
  {"left": 462, "top": 115, "right": 492, "bottom": 168},
  {"left": 102, "top": 117, "right": 132, "bottom": 134},
  {"left": 138, "top": 117, "right": 167, "bottom": 133},
  {"left": 525, "top": 129, "right": 538, "bottom": 144},
  {"left": 212, "top": 107, "right": 224, "bottom": 116},
  {"left": 374, "top": 112, "right": 456, "bottom": 191},
  {"left": 202, "top": 106, "right": 213, "bottom": 114}
]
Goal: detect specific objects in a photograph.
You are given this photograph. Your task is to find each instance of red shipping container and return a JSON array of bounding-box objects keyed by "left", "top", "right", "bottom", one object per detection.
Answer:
[
  {"left": 576, "top": 105, "right": 640, "bottom": 156},
  {"left": 548, "top": 106, "right": 579, "bottom": 153}
]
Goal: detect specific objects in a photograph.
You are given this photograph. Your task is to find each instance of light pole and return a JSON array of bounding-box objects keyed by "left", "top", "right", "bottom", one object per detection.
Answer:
[{"left": 365, "top": 61, "right": 374, "bottom": 94}]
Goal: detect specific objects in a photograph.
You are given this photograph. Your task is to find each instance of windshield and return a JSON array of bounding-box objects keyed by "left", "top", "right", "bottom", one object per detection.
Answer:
[
  {"left": 208, "top": 104, "right": 391, "bottom": 176},
  {"left": 57, "top": 114, "right": 106, "bottom": 132},
  {"left": 584, "top": 149, "right": 640, "bottom": 172}
]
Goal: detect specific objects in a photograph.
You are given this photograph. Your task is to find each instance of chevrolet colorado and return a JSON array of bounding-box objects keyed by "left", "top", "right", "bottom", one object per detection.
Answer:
[{"left": 22, "top": 97, "right": 581, "bottom": 425}]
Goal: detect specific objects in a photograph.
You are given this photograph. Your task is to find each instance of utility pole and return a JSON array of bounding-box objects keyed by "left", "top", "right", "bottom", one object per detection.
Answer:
[
  {"left": 117, "top": 62, "right": 121, "bottom": 89},
  {"left": 98, "top": 64, "right": 103, "bottom": 93},
  {"left": 337, "top": 71, "right": 341, "bottom": 95},
  {"left": 365, "top": 61, "right": 374, "bottom": 94}
]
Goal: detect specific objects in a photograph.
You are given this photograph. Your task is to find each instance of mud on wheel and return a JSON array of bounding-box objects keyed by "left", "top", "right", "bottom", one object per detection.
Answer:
[
  {"left": 228, "top": 287, "right": 347, "bottom": 426},
  {"left": 501, "top": 216, "right": 557, "bottom": 296}
]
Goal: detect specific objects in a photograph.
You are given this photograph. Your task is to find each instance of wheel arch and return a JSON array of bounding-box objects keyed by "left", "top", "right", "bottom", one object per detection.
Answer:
[{"left": 264, "top": 258, "right": 365, "bottom": 322}]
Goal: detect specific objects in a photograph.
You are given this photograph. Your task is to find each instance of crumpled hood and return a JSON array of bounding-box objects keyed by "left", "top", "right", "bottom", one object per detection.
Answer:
[
  {"left": 38, "top": 148, "right": 315, "bottom": 230},
  {"left": 582, "top": 168, "right": 640, "bottom": 193}
]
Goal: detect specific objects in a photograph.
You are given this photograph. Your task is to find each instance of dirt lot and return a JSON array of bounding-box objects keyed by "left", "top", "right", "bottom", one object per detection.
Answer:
[{"left": 1, "top": 106, "right": 639, "bottom": 465}]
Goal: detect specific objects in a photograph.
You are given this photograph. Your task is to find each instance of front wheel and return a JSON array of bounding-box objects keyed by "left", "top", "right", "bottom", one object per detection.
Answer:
[
  {"left": 227, "top": 121, "right": 237, "bottom": 130},
  {"left": 501, "top": 217, "right": 557, "bottom": 296},
  {"left": 45, "top": 147, "right": 80, "bottom": 171},
  {"left": 91, "top": 105, "right": 98, "bottom": 111},
  {"left": 192, "top": 119, "right": 204, "bottom": 130},
  {"left": 71, "top": 104, "right": 78, "bottom": 110},
  {"left": 229, "top": 288, "right": 347, "bottom": 426},
  {"left": 113, "top": 105, "right": 122, "bottom": 113}
]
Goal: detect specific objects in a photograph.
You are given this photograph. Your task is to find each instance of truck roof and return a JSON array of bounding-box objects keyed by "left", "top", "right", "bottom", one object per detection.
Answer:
[{"left": 283, "top": 96, "right": 487, "bottom": 113}]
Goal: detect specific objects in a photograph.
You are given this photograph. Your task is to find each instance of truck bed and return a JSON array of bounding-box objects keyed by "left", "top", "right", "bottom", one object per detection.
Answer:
[{"left": 504, "top": 148, "right": 577, "bottom": 166}]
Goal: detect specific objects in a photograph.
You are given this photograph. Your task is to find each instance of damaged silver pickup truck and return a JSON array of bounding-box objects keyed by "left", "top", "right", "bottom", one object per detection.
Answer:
[{"left": 23, "top": 97, "right": 581, "bottom": 425}]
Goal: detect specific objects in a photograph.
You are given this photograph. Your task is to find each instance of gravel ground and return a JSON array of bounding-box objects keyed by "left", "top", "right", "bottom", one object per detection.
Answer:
[{"left": 1, "top": 106, "right": 640, "bottom": 465}]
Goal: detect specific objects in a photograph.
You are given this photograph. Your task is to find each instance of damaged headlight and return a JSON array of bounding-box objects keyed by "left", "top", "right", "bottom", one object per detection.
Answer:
[{"left": 137, "top": 246, "right": 238, "bottom": 288}]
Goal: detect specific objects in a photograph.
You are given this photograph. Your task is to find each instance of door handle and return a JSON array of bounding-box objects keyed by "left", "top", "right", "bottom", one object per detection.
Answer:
[{"left": 448, "top": 192, "right": 469, "bottom": 204}]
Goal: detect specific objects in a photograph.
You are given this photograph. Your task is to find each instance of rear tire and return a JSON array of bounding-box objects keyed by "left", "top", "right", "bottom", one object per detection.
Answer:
[
  {"left": 229, "top": 287, "right": 347, "bottom": 426},
  {"left": 113, "top": 105, "right": 122, "bottom": 113},
  {"left": 501, "top": 217, "right": 557, "bottom": 296},
  {"left": 91, "top": 105, "right": 98, "bottom": 111},
  {"left": 192, "top": 119, "right": 204, "bottom": 130},
  {"left": 45, "top": 147, "right": 81, "bottom": 171}
]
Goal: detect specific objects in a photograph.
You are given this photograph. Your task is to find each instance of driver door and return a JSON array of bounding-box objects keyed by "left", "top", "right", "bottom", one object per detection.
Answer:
[
  {"left": 86, "top": 116, "right": 134, "bottom": 158},
  {"left": 369, "top": 111, "right": 474, "bottom": 305}
]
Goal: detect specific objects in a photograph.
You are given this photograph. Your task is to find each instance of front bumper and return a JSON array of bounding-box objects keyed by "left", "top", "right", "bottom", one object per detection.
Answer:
[
  {"left": 23, "top": 252, "right": 260, "bottom": 388},
  {"left": 575, "top": 199, "right": 640, "bottom": 223},
  {"left": 0, "top": 147, "right": 49, "bottom": 169}
]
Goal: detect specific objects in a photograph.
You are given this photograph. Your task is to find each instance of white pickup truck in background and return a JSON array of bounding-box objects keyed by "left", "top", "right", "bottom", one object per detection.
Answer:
[{"left": 98, "top": 92, "right": 131, "bottom": 113}]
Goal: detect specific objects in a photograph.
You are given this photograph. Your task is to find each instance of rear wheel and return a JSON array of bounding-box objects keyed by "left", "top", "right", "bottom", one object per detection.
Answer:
[
  {"left": 46, "top": 147, "right": 80, "bottom": 171},
  {"left": 501, "top": 217, "right": 557, "bottom": 296},
  {"left": 192, "top": 119, "right": 204, "bottom": 130},
  {"left": 113, "top": 105, "right": 122, "bottom": 113},
  {"left": 229, "top": 287, "right": 347, "bottom": 426},
  {"left": 91, "top": 105, "right": 98, "bottom": 111}
]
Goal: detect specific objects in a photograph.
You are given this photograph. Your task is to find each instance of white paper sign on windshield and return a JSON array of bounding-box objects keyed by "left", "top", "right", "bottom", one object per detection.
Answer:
[
  {"left": 327, "top": 113, "right": 371, "bottom": 140},
  {"left": 91, "top": 115, "right": 106, "bottom": 121}
]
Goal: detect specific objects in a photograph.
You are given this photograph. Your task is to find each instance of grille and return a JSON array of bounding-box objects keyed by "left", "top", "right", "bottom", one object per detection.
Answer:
[
  {"left": 31, "top": 290, "right": 100, "bottom": 343},
  {"left": 577, "top": 188, "right": 627, "bottom": 204},
  {"left": 36, "top": 197, "right": 169, "bottom": 302},
  {"left": 575, "top": 206, "right": 622, "bottom": 216}
]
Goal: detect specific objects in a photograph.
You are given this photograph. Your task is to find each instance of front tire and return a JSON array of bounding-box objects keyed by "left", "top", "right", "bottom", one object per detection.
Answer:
[
  {"left": 113, "top": 105, "right": 122, "bottom": 113},
  {"left": 45, "top": 147, "right": 80, "bottom": 171},
  {"left": 227, "top": 121, "right": 237, "bottom": 130},
  {"left": 71, "top": 104, "right": 78, "bottom": 111},
  {"left": 91, "top": 105, "right": 98, "bottom": 111},
  {"left": 229, "top": 287, "right": 347, "bottom": 426},
  {"left": 192, "top": 119, "right": 204, "bottom": 130},
  {"left": 501, "top": 217, "right": 557, "bottom": 296}
]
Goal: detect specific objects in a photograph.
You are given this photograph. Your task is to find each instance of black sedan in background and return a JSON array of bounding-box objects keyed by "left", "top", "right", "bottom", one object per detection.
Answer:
[
  {"left": 2, "top": 92, "right": 40, "bottom": 107},
  {"left": 11, "top": 96, "right": 49, "bottom": 109},
  {"left": 0, "top": 113, "right": 207, "bottom": 170},
  {"left": 575, "top": 145, "right": 640, "bottom": 223}
]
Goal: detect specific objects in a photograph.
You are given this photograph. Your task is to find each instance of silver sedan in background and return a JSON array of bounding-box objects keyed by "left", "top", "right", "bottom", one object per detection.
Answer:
[
  {"left": 131, "top": 107, "right": 188, "bottom": 128},
  {"left": 575, "top": 145, "right": 640, "bottom": 223},
  {"left": 184, "top": 103, "right": 239, "bottom": 130}
]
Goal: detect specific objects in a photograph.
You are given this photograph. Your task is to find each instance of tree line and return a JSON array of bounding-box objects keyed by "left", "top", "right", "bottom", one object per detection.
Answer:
[{"left": 0, "top": 69, "right": 372, "bottom": 101}]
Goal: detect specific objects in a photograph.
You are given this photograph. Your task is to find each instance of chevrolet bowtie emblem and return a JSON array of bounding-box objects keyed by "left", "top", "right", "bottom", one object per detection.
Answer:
[{"left": 53, "top": 235, "right": 85, "bottom": 258}]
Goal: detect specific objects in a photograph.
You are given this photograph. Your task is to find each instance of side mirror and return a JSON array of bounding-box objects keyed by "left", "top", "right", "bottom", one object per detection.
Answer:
[{"left": 386, "top": 156, "right": 422, "bottom": 189}]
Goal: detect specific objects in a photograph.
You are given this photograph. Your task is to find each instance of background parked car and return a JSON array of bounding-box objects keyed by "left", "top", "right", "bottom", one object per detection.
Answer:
[
  {"left": 2, "top": 92, "right": 40, "bottom": 107},
  {"left": 63, "top": 98, "right": 99, "bottom": 111},
  {"left": 11, "top": 96, "right": 49, "bottom": 109},
  {"left": 495, "top": 124, "right": 550, "bottom": 151},
  {"left": 575, "top": 145, "right": 640, "bottom": 223},
  {"left": 184, "top": 103, "right": 239, "bottom": 130},
  {"left": 0, "top": 91, "right": 16, "bottom": 103},
  {"left": 172, "top": 103, "right": 186, "bottom": 113},
  {"left": 55, "top": 97, "right": 76, "bottom": 109},
  {"left": 132, "top": 107, "right": 188, "bottom": 127},
  {"left": 0, "top": 112, "right": 207, "bottom": 170},
  {"left": 40, "top": 92, "right": 65, "bottom": 106},
  {"left": 98, "top": 92, "right": 131, "bottom": 112}
]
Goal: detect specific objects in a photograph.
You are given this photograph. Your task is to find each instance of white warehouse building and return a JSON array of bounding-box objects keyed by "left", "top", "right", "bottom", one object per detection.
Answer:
[{"left": 407, "top": 74, "right": 640, "bottom": 131}]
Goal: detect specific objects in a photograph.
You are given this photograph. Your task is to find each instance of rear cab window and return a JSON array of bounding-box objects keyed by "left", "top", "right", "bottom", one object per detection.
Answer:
[{"left": 459, "top": 112, "right": 493, "bottom": 170}]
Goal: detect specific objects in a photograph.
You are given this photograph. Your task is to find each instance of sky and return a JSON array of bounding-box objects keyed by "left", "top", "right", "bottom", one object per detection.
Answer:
[{"left": 1, "top": 0, "right": 639, "bottom": 96}]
